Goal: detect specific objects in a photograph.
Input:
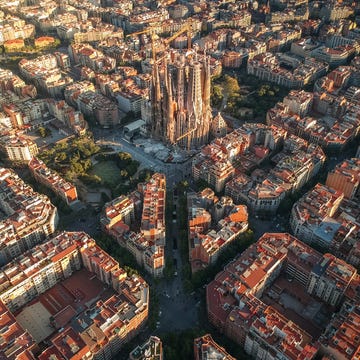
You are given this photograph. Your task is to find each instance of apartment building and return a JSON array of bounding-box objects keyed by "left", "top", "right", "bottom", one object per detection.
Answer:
[
  {"left": 0, "top": 232, "right": 83, "bottom": 311},
  {"left": 101, "top": 174, "right": 166, "bottom": 277},
  {"left": 101, "top": 195, "right": 136, "bottom": 231},
  {"left": 1, "top": 135, "right": 38, "bottom": 162},
  {"left": 192, "top": 125, "right": 253, "bottom": 192},
  {"left": 125, "top": 8, "right": 169, "bottom": 32},
  {"left": 29, "top": 157, "right": 78, "bottom": 206},
  {"left": 248, "top": 53, "right": 328, "bottom": 88},
  {"left": 0, "top": 16, "right": 35, "bottom": 43},
  {"left": 266, "top": 5, "right": 309, "bottom": 24},
  {"left": 193, "top": 123, "right": 324, "bottom": 215},
  {"left": 291, "top": 37, "right": 321, "bottom": 59},
  {"left": 319, "top": 3, "right": 354, "bottom": 21},
  {"left": 0, "top": 68, "right": 29, "bottom": 98},
  {"left": 0, "top": 231, "right": 149, "bottom": 360},
  {"left": 2, "top": 99, "right": 45, "bottom": 128},
  {"left": 19, "top": 54, "right": 74, "bottom": 97},
  {"left": 312, "top": 44, "right": 360, "bottom": 67},
  {"left": 291, "top": 168, "right": 360, "bottom": 267},
  {"left": 290, "top": 183, "right": 344, "bottom": 247},
  {"left": 0, "top": 168, "right": 58, "bottom": 265},
  {"left": 77, "top": 91, "right": 119, "bottom": 128},
  {"left": 0, "top": 300, "right": 37, "bottom": 360},
  {"left": 267, "top": 88, "right": 360, "bottom": 153},
  {"left": 282, "top": 90, "right": 314, "bottom": 117},
  {"left": 307, "top": 253, "right": 357, "bottom": 307},
  {"left": 129, "top": 336, "right": 163, "bottom": 360},
  {"left": 69, "top": 43, "right": 116, "bottom": 73},
  {"left": 46, "top": 99, "right": 88, "bottom": 135},
  {"left": 139, "top": 173, "right": 166, "bottom": 244},
  {"left": 64, "top": 81, "right": 96, "bottom": 108},
  {"left": 326, "top": 158, "right": 360, "bottom": 200},
  {"left": 320, "top": 301, "right": 360, "bottom": 359},
  {"left": 207, "top": 232, "right": 359, "bottom": 359},
  {"left": 194, "top": 334, "right": 235, "bottom": 360},
  {"left": 188, "top": 189, "right": 248, "bottom": 272},
  {"left": 226, "top": 135, "right": 325, "bottom": 215}
]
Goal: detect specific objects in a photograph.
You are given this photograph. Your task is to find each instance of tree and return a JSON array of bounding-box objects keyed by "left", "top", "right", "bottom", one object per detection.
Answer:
[
  {"left": 126, "top": 161, "right": 139, "bottom": 177},
  {"left": 70, "top": 162, "right": 84, "bottom": 175},
  {"left": 120, "top": 169, "right": 128, "bottom": 178},
  {"left": 224, "top": 75, "right": 240, "bottom": 97},
  {"left": 118, "top": 152, "right": 132, "bottom": 161},
  {"left": 37, "top": 126, "right": 47, "bottom": 138},
  {"left": 211, "top": 84, "right": 223, "bottom": 107},
  {"left": 81, "top": 158, "right": 92, "bottom": 172},
  {"left": 79, "top": 174, "right": 101, "bottom": 186},
  {"left": 55, "top": 152, "right": 67, "bottom": 162}
]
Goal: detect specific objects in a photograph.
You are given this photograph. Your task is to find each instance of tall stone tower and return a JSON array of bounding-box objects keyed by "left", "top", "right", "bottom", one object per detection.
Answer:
[{"left": 149, "top": 51, "right": 211, "bottom": 149}]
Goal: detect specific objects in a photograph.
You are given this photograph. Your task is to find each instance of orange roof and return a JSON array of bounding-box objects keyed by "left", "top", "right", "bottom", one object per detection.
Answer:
[{"left": 229, "top": 205, "right": 248, "bottom": 223}]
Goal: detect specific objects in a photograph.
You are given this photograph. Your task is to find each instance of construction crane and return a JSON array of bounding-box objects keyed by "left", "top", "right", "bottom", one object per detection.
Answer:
[
  {"left": 174, "top": 127, "right": 197, "bottom": 151},
  {"left": 126, "top": 21, "right": 195, "bottom": 62},
  {"left": 163, "top": 21, "right": 194, "bottom": 51},
  {"left": 126, "top": 27, "right": 159, "bottom": 62}
]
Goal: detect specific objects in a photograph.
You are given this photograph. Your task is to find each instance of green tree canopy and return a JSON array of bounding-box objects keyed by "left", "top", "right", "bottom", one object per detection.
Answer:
[{"left": 224, "top": 75, "right": 240, "bottom": 97}]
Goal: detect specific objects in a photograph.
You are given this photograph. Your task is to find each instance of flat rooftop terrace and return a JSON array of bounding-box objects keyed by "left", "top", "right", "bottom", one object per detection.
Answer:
[
  {"left": 14, "top": 268, "right": 115, "bottom": 344},
  {"left": 262, "top": 275, "right": 332, "bottom": 340}
]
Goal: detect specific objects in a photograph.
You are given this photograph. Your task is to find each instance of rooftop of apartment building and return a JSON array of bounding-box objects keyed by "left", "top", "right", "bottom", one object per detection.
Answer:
[
  {"left": 0, "top": 167, "right": 57, "bottom": 250},
  {"left": 188, "top": 188, "right": 248, "bottom": 270},
  {"left": 129, "top": 336, "right": 163, "bottom": 360},
  {"left": 207, "top": 232, "right": 359, "bottom": 358},
  {"left": 139, "top": 173, "right": 166, "bottom": 233},
  {"left": 327, "top": 158, "right": 360, "bottom": 189},
  {"left": 100, "top": 173, "right": 166, "bottom": 273},
  {"left": 196, "top": 122, "right": 325, "bottom": 207},
  {"left": 320, "top": 300, "right": 360, "bottom": 359},
  {"left": 0, "top": 231, "right": 148, "bottom": 359},
  {"left": 0, "top": 300, "right": 36, "bottom": 360},
  {"left": 194, "top": 334, "right": 235, "bottom": 360},
  {"left": 28, "top": 157, "right": 77, "bottom": 202},
  {"left": 292, "top": 182, "right": 360, "bottom": 235}
]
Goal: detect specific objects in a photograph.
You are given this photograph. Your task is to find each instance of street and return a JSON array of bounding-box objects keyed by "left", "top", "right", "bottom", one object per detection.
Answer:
[{"left": 153, "top": 187, "right": 199, "bottom": 333}]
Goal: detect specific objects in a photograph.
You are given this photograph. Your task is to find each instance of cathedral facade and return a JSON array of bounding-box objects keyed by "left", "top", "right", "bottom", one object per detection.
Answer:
[{"left": 147, "top": 51, "right": 212, "bottom": 149}]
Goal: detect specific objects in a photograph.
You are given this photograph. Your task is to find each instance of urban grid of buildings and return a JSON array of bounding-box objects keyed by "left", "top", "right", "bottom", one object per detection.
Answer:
[
  {"left": 0, "top": 231, "right": 149, "bottom": 360},
  {"left": 28, "top": 156, "right": 79, "bottom": 206},
  {"left": 0, "top": 0, "right": 360, "bottom": 358},
  {"left": 207, "top": 232, "right": 360, "bottom": 360},
  {"left": 0, "top": 167, "right": 58, "bottom": 266},
  {"left": 192, "top": 123, "right": 326, "bottom": 215},
  {"left": 290, "top": 158, "right": 360, "bottom": 266},
  {"left": 101, "top": 173, "right": 166, "bottom": 277},
  {"left": 187, "top": 188, "right": 249, "bottom": 273}
]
